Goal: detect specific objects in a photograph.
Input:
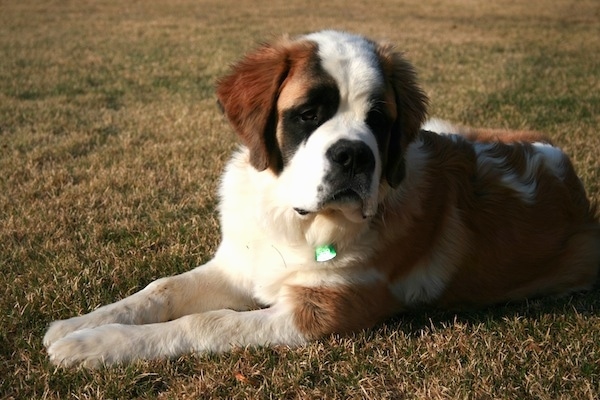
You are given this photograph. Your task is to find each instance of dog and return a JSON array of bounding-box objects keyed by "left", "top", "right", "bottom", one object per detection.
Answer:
[{"left": 44, "top": 30, "right": 600, "bottom": 367}]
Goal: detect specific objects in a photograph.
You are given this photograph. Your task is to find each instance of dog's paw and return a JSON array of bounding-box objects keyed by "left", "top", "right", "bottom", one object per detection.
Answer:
[
  {"left": 47, "top": 324, "right": 133, "bottom": 368},
  {"left": 44, "top": 316, "right": 91, "bottom": 349},
  {"left": 47, "top": 329, "right": 104, "bottom": 368}
]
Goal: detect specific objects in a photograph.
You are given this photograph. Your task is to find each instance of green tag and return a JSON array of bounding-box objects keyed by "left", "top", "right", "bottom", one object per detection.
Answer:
[{"left": 315, "top": 244, "right": 337, "bottom": 262}]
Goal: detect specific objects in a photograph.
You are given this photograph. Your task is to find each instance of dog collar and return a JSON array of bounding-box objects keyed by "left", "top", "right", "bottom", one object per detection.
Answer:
[{"left": 315, "top": 244, "right": 337, "bottom": 262}]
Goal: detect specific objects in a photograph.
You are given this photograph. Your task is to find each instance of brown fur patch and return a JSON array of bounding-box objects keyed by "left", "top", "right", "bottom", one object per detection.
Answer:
[
  {"left": 461, "top": 126, "right": 552, "bottom": 144},
  {"left": 371, "top": 131, "right": 599, "bottom": 307},
  {"left": 291, "top": 283, "right": 398, "bottom": 339},
  {"left": 216, "top": 38, "right": 317, "bottom": 171},
  {"left": 438, "top": 144, "right": 599, "bottom": 306},
  {"left": 372, "top": 131, "right": 478, "bottom": 282}
]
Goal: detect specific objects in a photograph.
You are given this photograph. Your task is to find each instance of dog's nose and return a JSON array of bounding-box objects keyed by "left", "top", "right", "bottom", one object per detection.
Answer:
[{"left": 326, "top": 139, "right": 375, "bottom": 175}]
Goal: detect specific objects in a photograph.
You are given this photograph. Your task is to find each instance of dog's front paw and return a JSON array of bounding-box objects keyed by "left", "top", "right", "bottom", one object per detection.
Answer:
[
  {"left": 44, "top": 316, "right": 92, "bottom": 349},
  {"left": 47, "top": 329, "right": 104, "bottom": 368},
  {"left": 47, "top": 324, "right": 133, "bottom": 368}
]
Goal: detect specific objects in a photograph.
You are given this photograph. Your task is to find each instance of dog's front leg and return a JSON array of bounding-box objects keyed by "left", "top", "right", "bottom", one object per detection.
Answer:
[
  {"left": 47, "top": 276, "right": 397, "bottom": 367},
  {"left": 47, "top": 305, "right": 307, "bottom": 367},
  {"left": 43, "top": 259, "right": 255, "bottom": 349}
]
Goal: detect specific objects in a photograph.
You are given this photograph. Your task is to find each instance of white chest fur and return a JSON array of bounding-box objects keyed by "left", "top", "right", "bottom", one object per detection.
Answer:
[{"left": 215, "top": 149, "right": 379, "bottom": 305}]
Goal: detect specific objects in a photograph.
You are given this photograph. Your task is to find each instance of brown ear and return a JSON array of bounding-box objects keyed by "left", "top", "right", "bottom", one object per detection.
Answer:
[
  {"left": 216, "top": 39, "right": 292, "bottom": 171},
  {"left": 377, "top": 44, "right": 429, "bottom": 187}
]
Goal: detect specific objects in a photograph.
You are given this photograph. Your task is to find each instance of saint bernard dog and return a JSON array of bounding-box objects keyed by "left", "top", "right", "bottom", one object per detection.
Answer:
[{"left": 44, "top": 30, "right": 600, "bottom": 367}]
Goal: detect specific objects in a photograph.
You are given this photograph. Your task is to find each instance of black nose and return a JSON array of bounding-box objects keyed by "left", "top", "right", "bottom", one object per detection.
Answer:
[{"left": 326, "top": 139, "right": 375, "bottom": 175}]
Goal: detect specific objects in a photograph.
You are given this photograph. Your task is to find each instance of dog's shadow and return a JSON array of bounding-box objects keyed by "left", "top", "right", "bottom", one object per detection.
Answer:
[{"left": 378, "top": 286, "right": 600, "bottom": 338}]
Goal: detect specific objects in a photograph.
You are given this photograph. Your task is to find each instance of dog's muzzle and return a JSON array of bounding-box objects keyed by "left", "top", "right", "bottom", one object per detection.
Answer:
[{"left": 294, "top": 139, "right": 376, "bottom": 219}]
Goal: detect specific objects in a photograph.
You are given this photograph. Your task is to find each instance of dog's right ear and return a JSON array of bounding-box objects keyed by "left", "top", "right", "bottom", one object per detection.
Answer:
[{"left": 216, "top": 40, "right": 292, "bottom": 171}]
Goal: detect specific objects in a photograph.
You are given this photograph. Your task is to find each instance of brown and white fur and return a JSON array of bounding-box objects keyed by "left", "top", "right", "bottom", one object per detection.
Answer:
[{"left": 44, "top": 30, "right": 600, "bottom": 367}]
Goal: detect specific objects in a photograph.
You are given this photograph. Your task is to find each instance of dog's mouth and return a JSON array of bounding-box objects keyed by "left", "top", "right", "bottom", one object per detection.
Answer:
[
  {"left": 327, "top": 188, "right": 363, "bottom": 205},
  {"left": 293, "top": 187, "right": 375, "bottom": 221}
]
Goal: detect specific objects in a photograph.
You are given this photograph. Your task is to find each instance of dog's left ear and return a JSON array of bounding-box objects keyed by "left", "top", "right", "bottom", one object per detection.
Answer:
[
  {"left": 216, "top": 39, "right": 292, "bottom": 171},
  {"left": 377, "top": 44, "right": 429, "bottom": 187}
]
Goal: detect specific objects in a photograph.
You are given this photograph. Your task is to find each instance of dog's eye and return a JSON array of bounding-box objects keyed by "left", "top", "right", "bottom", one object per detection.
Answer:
[
  {"left": 366, "top": 108, "right": 391, "bottom": 134},
  {"left": 299, "top": 108, "right": 319, "bottom": 123}
]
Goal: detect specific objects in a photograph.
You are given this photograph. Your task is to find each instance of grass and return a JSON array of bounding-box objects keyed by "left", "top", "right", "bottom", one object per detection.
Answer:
[{"left": 1, "top": 0, "right": 599, "bottom": 398}]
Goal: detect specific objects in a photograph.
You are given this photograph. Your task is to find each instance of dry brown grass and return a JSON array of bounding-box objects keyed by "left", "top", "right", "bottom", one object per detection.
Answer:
[{"left": 1, "top": 0, "right": 599, "bottom": 398}]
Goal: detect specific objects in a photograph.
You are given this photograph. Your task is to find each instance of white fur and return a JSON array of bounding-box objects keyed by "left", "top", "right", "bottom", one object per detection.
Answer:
[
  {"left": 532, "top": 142, "right": 567, "bottom": 179},
  {"left": 304, "top": 31, "right": 383, "bottom": 111},
  {"left": 473, "top": 141, "right": 566, "bottom": 204},
  {"left": 422, "top": 118, "right": 460, "bottom": 135}
]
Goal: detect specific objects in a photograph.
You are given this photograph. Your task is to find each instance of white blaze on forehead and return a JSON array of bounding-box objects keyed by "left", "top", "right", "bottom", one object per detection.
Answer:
[{"left": 303, "top": 31, "right": 384, "bottom": 114}]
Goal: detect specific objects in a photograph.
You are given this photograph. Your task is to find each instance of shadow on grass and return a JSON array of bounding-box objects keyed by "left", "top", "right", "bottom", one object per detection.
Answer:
[{"left": 381, "top": 285, "right": 600, "bottom": 337}]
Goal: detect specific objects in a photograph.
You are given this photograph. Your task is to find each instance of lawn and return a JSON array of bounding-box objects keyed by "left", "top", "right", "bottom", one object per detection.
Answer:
[{"left": 1, "top": 0, "right": 599, "bottom": 398}]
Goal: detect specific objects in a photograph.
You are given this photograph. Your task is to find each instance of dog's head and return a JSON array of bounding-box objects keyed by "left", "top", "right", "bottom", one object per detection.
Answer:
[{"left": 217, "top": 30, "right": 428, "bottom": 222}]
